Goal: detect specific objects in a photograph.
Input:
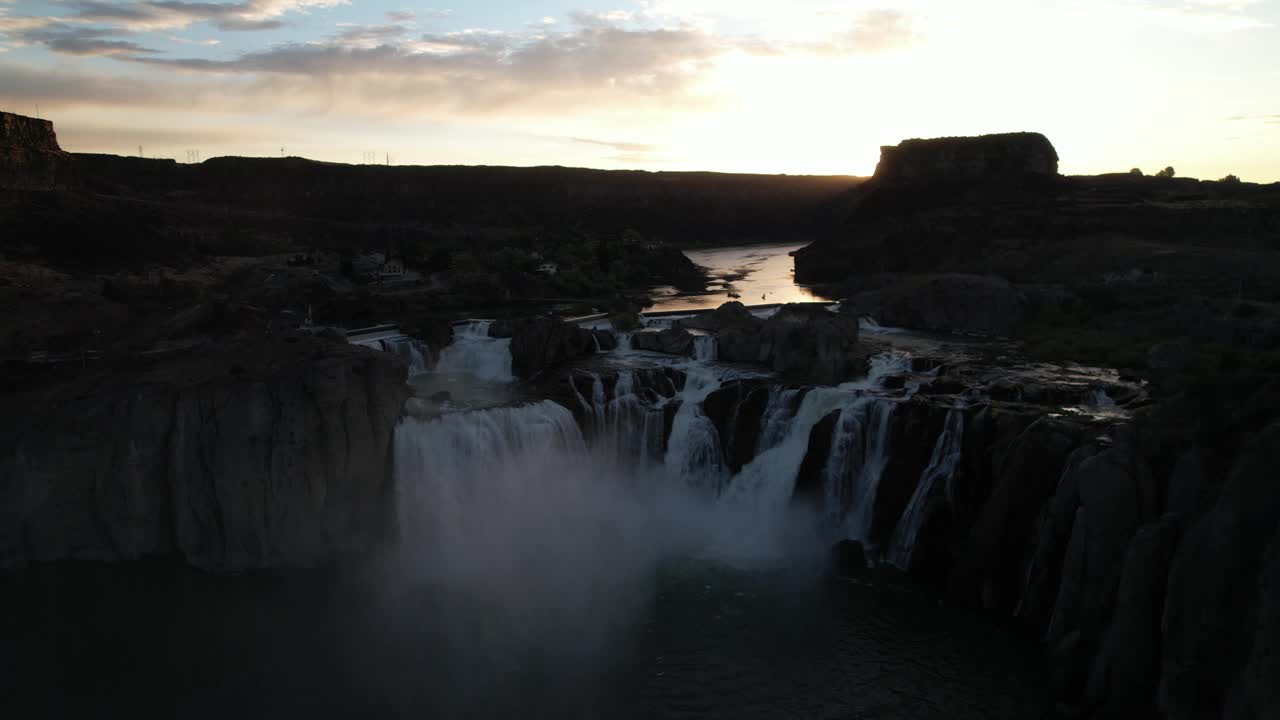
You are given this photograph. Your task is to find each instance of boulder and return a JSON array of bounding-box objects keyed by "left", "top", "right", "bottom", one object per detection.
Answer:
[
  {"left": 505, "top": 318, "right": 597, "bottom": 378},
  {"left": 631, "top": 327, "right": 695, "bottom": 356},
  {"left": 707, "top": 302, "right": 863, "bottom": 384},
  {"left": 679, "top": 301, "right": 756, "bottom": 332}
]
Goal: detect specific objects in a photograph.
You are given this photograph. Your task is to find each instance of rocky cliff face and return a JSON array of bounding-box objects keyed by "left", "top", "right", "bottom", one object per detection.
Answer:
[
  {"left": 806, "top": 383, "right": 1280, "bottom": 720},
  {"left": 873, "top": 132, "right": 1059, "bottom": 185},
  {"left": 0, "top": 335, "right": 409, "bottom": 572},
  {"left": 0, "top": 111, "right": 72, "bottom": 190}
]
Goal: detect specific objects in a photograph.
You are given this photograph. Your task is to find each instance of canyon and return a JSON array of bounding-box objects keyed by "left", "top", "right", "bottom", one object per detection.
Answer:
[{"left": 3, "top": 111, "right": 1280, "bottom": 719}]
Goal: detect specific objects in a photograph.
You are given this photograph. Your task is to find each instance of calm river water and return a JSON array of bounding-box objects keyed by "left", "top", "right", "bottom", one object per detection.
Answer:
[{"left": 650, "top": 243, "right": 837, "bottom": 312}]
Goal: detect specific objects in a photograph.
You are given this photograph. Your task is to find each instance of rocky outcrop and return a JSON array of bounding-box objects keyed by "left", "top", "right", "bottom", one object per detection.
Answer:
[
  {"left": 813, "top": 380, "right": 1280, "bottom": 719},
  {"left": 685, "top": 302, "right": 863, "bottom": 384},
  {"left": 873, "top": 132, "right": 1059, "bottom": 186},
  {"left": 498, "top": 318, "right": 598, "bottom": 378},
  {"left": 853, "top": 274, "right": 1027, "bottom": 336},
  {"left": 631, "top": 327, "right": 696, "bottom": 356},
  {"left": 0, "top": 111, "right": 72, "bottom": 190},
  {"left": 0, "top": 334, "right": 409, "bottom": 572}
]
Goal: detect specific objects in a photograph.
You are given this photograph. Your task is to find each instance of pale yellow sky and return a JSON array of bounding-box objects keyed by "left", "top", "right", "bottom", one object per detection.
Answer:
[{"left": 1, "top": 0, "right": 1278, "bottom": 180}]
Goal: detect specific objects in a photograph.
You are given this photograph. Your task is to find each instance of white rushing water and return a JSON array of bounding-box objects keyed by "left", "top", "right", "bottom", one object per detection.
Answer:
[
  {"left": 884, "top": 406, "right": 966, "bottom": 570},
  {"left": 434, "top": 321, "right": 515, "bottom": 383},
  {"left": 823, "top": 398, "right": 897, "bottom": 544},
  {"left": 662, "top": 364, "right": 728, "bottom": 493},
  {"left": 392, "top": 315, "right": 949, "bottom": 573}
]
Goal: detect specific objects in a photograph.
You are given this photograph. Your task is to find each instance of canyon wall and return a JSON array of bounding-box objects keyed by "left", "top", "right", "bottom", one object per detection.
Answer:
[{"left": 0, "top": 335, "right": 408, "bottom": 572}]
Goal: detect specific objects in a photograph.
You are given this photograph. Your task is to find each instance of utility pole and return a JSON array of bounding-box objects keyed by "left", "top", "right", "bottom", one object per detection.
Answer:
[
  {"left": 385, "top": 152, "right": 389, "bottom": 166},
  {"left": 138, "top": 145, "right": 143, "bottom": 158}
]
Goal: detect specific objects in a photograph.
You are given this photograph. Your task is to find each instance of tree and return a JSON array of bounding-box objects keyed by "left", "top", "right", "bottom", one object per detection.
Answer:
[
  {"left": 1129, "top": 168, "right": 1144, "bottom": 176},
  {"left": 1156, "top": 166, "right": 1176, "bottom": 179},
  {"left": 1220, "top": 174, "right": 1241, "bottom": 184}
]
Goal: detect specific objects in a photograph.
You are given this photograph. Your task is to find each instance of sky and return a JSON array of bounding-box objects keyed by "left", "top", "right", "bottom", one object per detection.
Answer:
[{"left": 1, "top": 1, "right": 1278, "bottom": 179}]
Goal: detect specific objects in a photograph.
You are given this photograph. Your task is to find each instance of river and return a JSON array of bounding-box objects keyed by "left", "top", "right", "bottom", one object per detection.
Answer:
[{"left": 650, "top": 242, "right": 836, "bottom": 312}]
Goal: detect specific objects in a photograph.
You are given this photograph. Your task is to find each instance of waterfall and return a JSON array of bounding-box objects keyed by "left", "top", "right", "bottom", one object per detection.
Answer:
[
  {"left": 435, "top": 321, "right": 515, "bottom": 382},
  {"left": 822, "top": 399, "right": 896, "bottom": 543},
  {"left": 757, "top": 387, "right": 804, "bottom": 452},
  {"left": 613, "top": 332, "right": 633, "bottom": 354},
  {"left": 573, "top": 370, "right": 668, "bottom": 463},
  {"left": 885, "top": 407, "right": 966, "bottom": 570},
  {"left": 721, "top": 387, "right": 865, "bottom": 513},
  {"left": 693, "top": 335, "right": 718, "bottom": 363},
  {"left": 663, "top": 365, "right": 727, "bottom": 492},
  {"left": 394, "top": 401, "right": 586, "bottom": 542},
  {"left": 716, "top": 351, "right": 916, "bottom": 535},
  {"left": 350, "top": 333, "right": 434, "bottom": 376}
]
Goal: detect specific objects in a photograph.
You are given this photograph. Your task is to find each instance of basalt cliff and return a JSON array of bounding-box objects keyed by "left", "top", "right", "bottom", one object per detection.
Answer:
[
  {"left": 0, "top": 334, "right": 408, "bottom": 572},
  {"left": 0, "top": 112, "right": 72, "bottom": 190}
]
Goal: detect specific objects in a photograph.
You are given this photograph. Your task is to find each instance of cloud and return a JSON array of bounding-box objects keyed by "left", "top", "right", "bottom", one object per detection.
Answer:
[
  {"left": 1228, "top": 113, "right": 1280, "bottom": 122},
  {"left": 806, "top": 9, "right": 917, "bottom": 55},
  {"left": 18, "top": 23, "right": 159, "bottom": 56},
  {"left": 0, "top": 3, "right": 924, "bottom": 126},
  {"left": 0, "top": 64, "right": 175, "bottom": 105},
  {"left": 64, "top": 0, "right": 349, "bottom": 33},
  {"left": 572, "top": 137, "right": 659, "bottom": 153},
  {"left": 1099, "top": 0, "right": 1272, "bottom": 32},
  {"left": 124, "top": 22, "right": 727, "bottom": 113}
]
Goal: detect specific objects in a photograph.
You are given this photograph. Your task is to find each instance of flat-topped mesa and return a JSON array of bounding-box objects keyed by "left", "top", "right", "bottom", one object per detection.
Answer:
[
  {"left": 0, "top": 110, "right": 72, "bottom": 189},
  {"left": 872, "top": 132, "right": 1059, "bottom": 185},
  {"left": 0, "top": 111, "right": 65, "bottom": 153}
]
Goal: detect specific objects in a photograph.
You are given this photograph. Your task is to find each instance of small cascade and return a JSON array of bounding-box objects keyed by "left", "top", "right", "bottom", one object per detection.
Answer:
[
  {"left": 663, "top": 366, "right": 728, "bottom": 493},
  {"left": 885, "top": 407, "right": 966, "bottom": 570},
  {"left": 614, "top": 332, "right": 633, "bottom": 354},
  {"left": 757, "top": 387, "right": 804, "bottom": 452},
  {"left": 822, "top": 399, "right": 896, "bottom": 542},
  {"left": 572, "top": 370, "right": 669, "bottom": 463},
  {"left": 721, "top": 386, "right": 867, "bottom": 513},
  {"left": 692, "top": 335, "right": 718, "bottom": 363},
  {"left": 350, "top": 333, "right": 434, "bottom": 376},
  {"left": 713, "top": 352, "right": 914, "bottom": 530},
  {"left": 435, "top": 320, "right": 515, "bottom": 382}
]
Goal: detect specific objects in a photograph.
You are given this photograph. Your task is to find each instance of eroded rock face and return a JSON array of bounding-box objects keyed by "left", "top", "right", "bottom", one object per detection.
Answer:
[
  {"left": 873, "top": 132, "right": 1059, "bottom": 186},
  {"left": 631, "top": 327, "right": 695, "bottom": 356},
  {"left": 0, "top": 111, "right": 72, "bottom": 190},
  {"left": 502, "top": 318, "right": 598, "bottom": 378},
  {"left": 854, "top": 274, "right": 1027, "bottom": 336},
  {"left": 695, "top": 303, "right": 863, "bottom": 384},
  {"left": 0, "top": 335, "right": 409, "bottom": 572}
]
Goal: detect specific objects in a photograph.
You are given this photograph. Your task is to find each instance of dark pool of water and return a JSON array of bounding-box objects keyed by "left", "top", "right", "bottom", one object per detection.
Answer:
[{"left": 1, "top": 558, "right": 1046, "bottom": 719}]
